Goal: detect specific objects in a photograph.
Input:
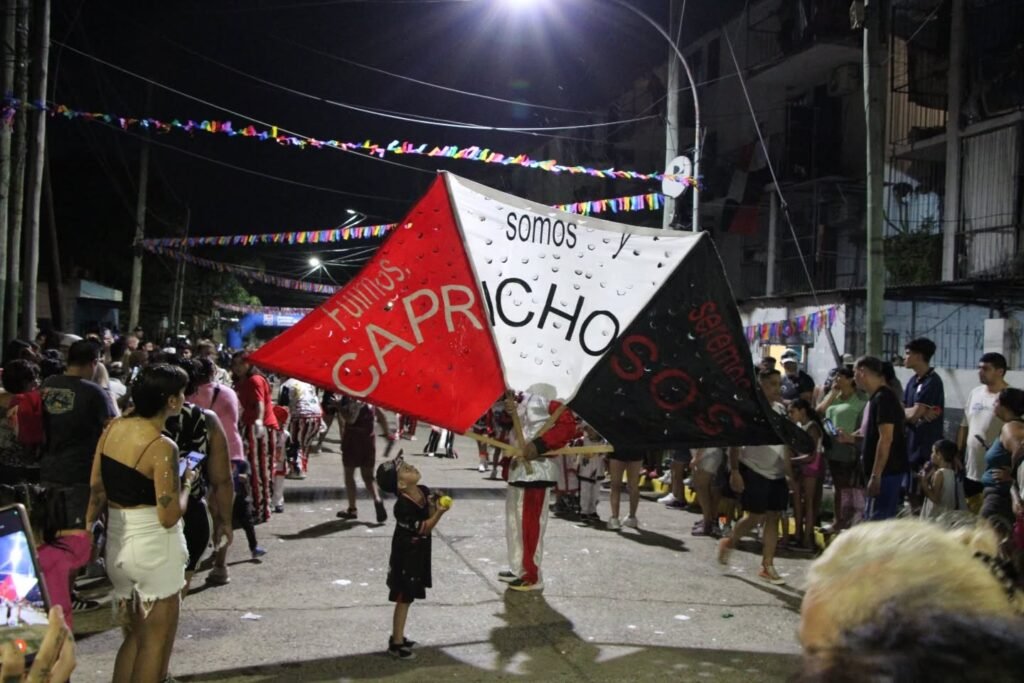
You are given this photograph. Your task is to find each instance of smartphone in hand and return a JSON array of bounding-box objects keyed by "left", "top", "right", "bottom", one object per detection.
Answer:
[
  {"left": 823, "top": 418, "right": 838, "bottom": 436},
  {"left": 0, "top": 503, "right": 52, "bottom": 665},
  {"left": 178, "top": 450, "right": 207, "bottom": 478}
]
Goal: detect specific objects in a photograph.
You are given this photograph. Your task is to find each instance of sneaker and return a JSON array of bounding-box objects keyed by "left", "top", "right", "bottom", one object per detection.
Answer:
[
  {"left": 206, "top": 566, "right": 230, "bottom": 585},
  {"left": 717, "top": 537, "right": 733, "bottom": 565},
  {"left": 285, "top": 471, "right": 306, "bottom": 480},
  {"left": 657, "top": 492, "right": 678, "bottom": 505},
  {"left": 273, "top": 504, "right": 285, "bottom": 514},
  {"left": 84, "top": 559, "right": 107, "bottom": 579},
  {"left": 758, "top": 564, "right": 786, "bottom": 585},
  {"left": 71, "top": 597, "right": 101, "bottom": 612},
  {"left": 507, "top": 578, "right": 543, "bottom": 592},
  {"left": 251, "top": 546, "right": 267, "bottom": 559},
  {"left": 575, "top": 513, "right": 600, "bottom": 527},
  {"left": 664, "top": 499, "right": 686, "bottom": 510},
  {"left": 387, "top": 640, "right": 416, "bottom": 660},
  {"left": 478, "top": 463, "right": 487, "bottom": 472},
  {"left": 621, "top": 516, "right": 639, "bottom": 529},
  {"left": 720, "top": 522, "right": 733, "bottom": 537},
  {"left": 375, "top": 500, "right": 388, "bottom": 524},
  {"left": 497, "top": 570, "right": 518, "bottom": 583},
  {"left": 606, "top": 517, "right": 622, "bottom": 531},
  {"left": 336, "top": 508, "right": 357, "bottom": 520}
]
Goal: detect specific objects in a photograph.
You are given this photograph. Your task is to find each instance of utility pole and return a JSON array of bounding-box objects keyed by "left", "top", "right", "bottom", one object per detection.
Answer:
[
  {"left": 5, "top": 0, "right": 28, "bottom": 343},
  {"left": 21, "top": 0, "right": 49, "bottom": 340},
  {"left": 662, "top": 0, "right": 680, "bottom": 229},
  {"left": 43, "top": 154, "right": 62, "bottom": 329},
  {"left": 169, "top": 206, "right": 190, "bottom": 340},
  {"left": 128, "top": 85, "right": 152, "bottom": 332},
  {"left": 0, "top": 2, "right": 16, "bottom": 335},
  {"left": 863, "top": 0, "right": 888, "bottom": 356},
  {"left": 941, "top": 0, "right": 964, "bottom": 281}
]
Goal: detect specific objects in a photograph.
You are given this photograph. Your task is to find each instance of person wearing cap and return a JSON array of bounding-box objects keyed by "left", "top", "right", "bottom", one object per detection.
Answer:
[
  {"left": 780, "top": 351, "right": 814, "bottom": 405},
  {"left": 375, "top": 456, "right": 449, "bottom": 660}
]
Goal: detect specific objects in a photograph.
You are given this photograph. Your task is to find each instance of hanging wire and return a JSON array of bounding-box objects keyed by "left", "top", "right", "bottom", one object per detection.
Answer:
[
  {"left": 54, "top": 41, "right": 437, "bottom": 177},
  {"left": 721, "top": 28, "right": 842, "bottom": 364},
  {"left": 95, "top": 35, "right": 658, "bottom": 134},
  {"left": 88, "top": 118, "right": 412, "bottom": 201},
  {"left": 269, "top": 34, "right": 597, "bottom": 116}
]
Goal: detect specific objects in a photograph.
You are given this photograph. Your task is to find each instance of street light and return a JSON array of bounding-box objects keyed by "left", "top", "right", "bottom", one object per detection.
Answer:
[
  {"left": 499, "top": 0, "right": 701, "bottom": 231},
  {"left": 309, "top": 256, "right": 321, "bottom": 268},
  {"left": 337, "top": 209, "right": 366, "bottom": 230}
]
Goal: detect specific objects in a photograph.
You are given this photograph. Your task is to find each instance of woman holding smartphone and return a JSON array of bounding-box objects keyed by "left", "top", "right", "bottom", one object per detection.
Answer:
[{"left": 85, "top": 364, "right": 196, "bottom": 683}]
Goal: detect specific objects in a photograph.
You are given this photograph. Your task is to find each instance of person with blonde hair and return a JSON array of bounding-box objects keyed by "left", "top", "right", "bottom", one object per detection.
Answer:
[{"left": 800, "top": 518, "right": 1021, "bottom": 654}]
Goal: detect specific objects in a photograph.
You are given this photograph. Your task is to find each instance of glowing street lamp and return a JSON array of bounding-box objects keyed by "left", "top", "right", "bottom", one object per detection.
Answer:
[
  {"left": 308, "top": 256, "right": 321, "bottom": 268},
  {"left": 499, "top": 0, "right": 701, "bottom": 230}
]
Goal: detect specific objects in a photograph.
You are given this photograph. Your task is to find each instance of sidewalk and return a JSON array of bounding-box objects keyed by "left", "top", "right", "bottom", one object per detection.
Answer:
[{"left": 72, "top": 423, "right": 808, "bottom": 682}]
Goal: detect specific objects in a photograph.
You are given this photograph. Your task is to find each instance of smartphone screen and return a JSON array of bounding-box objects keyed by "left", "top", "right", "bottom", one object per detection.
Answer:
[
  {"left": 0, "top": 504, "right": 51, "bottom": 660},
  {"left": 179, "top": 450, "right": 207, "bottom": 477},
  {"left": 823, "top": 418, "right": 838, "bottom": 436}
]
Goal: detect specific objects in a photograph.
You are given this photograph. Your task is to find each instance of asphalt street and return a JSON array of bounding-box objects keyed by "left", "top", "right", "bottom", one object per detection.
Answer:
[{"left": 72, "top": 423, "right": 811, "bottom": 682}]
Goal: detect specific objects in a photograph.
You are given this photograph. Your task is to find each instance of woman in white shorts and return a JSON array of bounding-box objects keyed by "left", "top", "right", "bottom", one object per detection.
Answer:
[{"left": 86, "top": 364, "right": 198, "bottom": 683}]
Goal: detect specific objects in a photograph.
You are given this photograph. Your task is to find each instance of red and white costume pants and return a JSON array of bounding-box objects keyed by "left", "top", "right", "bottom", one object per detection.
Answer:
[
  {"left": 505, "top": 485, "right": 551, "bottom": 585},
  {"left": 242, "top": 424, "right": 278, "bottom": 523},
  {"left": 288, "top": 415, "right": 322, "bottom": 474}
]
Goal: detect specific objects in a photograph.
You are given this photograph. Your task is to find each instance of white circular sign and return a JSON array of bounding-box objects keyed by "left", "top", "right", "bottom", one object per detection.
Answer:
[{"left": 661, "top": 155, "right": 693, "bottom": 198}]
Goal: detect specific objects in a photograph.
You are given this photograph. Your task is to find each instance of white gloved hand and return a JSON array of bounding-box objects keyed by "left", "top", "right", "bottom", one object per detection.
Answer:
[{"left": 253, "top": 419, "right": 267, "bottom": 440}]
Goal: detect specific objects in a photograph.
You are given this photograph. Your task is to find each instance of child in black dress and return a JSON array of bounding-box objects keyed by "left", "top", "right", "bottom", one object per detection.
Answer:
[{"left": 376, "top": 455, "right": 449, "bottom": 660}]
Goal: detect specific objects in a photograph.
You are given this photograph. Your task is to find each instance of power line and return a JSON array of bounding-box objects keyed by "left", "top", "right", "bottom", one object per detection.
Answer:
[
  {"left": 107, "top": 36, "right": 658, "bottom": 134},
  {"left": 87, "top": 118, "right": 412, "bottom": 201},
  {"left": 54, "top": 41, "right": 437, "bottom": 177},
  {"left": 270, "top": 34, "right": 596, "bottom": 116}
]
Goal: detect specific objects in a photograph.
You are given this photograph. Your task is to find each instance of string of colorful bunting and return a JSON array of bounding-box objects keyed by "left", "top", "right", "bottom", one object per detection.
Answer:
[
  {"left": 744, "top": 307, "right": 839, "bottom": 344},
  {"left": 4, "top": 98, "right": 700, "bottom": 187},
  {"left": 144, "top": 244, "right": 338, "bottom": 295},
  {"left": 140, "top": 192, "right": 666, "bottom": 249},
  {"left": 213, "top": 301, "right": 313, "bottom": 315}
]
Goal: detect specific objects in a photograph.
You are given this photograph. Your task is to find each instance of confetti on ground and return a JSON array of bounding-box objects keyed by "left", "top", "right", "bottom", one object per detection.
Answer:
[
  {"left": 241, "top": 612, "right": 262, "bottom": 620},
  {"left": 721, "top": 612, "right": 734, "bottom": 619},
  {"left": 333, "top": 579, "right": 352, "bottom": 586},
  {"left": 674, "top": 615, "right": 691, "bottom": 621}
]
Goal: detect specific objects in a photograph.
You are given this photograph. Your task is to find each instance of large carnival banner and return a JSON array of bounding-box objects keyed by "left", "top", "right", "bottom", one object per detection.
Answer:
[{"left": 250, "top": 172, "right": 807, "bottom": 450}]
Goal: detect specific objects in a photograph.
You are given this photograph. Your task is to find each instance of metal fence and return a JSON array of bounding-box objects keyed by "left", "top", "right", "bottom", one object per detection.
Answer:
[{"left": 880, "top": 325, "right": 1024, "bottom": 370}]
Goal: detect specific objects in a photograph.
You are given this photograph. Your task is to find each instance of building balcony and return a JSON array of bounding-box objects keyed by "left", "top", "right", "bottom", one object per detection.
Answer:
[{"left": 745, "top": 0, "right": 862, "bottom": 87}]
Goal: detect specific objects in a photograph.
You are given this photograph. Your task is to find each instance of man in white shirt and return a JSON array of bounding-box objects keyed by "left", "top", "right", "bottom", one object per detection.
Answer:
[
  {"left": 717, "top": 369, "right": 796, "bottom": 585},
  {"left": 957, "top": 352, "right": 1009, "bottom": 512}
]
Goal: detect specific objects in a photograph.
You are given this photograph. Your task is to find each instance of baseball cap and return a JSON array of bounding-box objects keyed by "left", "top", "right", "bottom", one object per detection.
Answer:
[
  {"left": 780, "top": 350, "right": 799, "bottom": 363},
  {"left": 841, "top": 353, "right": 855, "bottom": 366},
  {"left": 375, "top": 453, "right": 404, "bottom": 495}
]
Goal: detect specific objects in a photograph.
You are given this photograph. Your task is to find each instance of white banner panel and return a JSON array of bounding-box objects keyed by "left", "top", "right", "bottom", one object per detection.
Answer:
[{"left": 445, "top": 173, "right": 701, "bottom": 401}]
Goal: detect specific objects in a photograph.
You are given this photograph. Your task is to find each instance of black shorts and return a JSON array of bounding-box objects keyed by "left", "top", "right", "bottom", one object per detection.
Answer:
[
  {"left": 827, "top": 459, "right": 860, "bottom": 489},
  {"left": 609, "top": 450, "right": 644, "bottom": 463},
  {"left": 183, "top": 498, "right": 211, "bottom": 571},
  {"left": 44, "top": 483, "right": 91, "bottom": 529},
  {"left": 739, "top": 464, "right": 788, "bottom": 514}
]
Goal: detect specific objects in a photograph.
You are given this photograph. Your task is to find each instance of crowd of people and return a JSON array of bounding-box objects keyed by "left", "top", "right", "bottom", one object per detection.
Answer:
[{"left": 1, "top": 325, "right": 1022, "bottom": 679}]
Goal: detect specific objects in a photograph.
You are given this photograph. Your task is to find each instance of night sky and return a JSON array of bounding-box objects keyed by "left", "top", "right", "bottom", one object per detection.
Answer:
[{"left": 47, "top": 0, "right": 729, "bottom": 312}]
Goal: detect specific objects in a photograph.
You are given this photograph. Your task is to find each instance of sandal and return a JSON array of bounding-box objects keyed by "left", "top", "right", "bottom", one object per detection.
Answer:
[{"left": 336, "top": 508, "right": 357, "bottom": 519}]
